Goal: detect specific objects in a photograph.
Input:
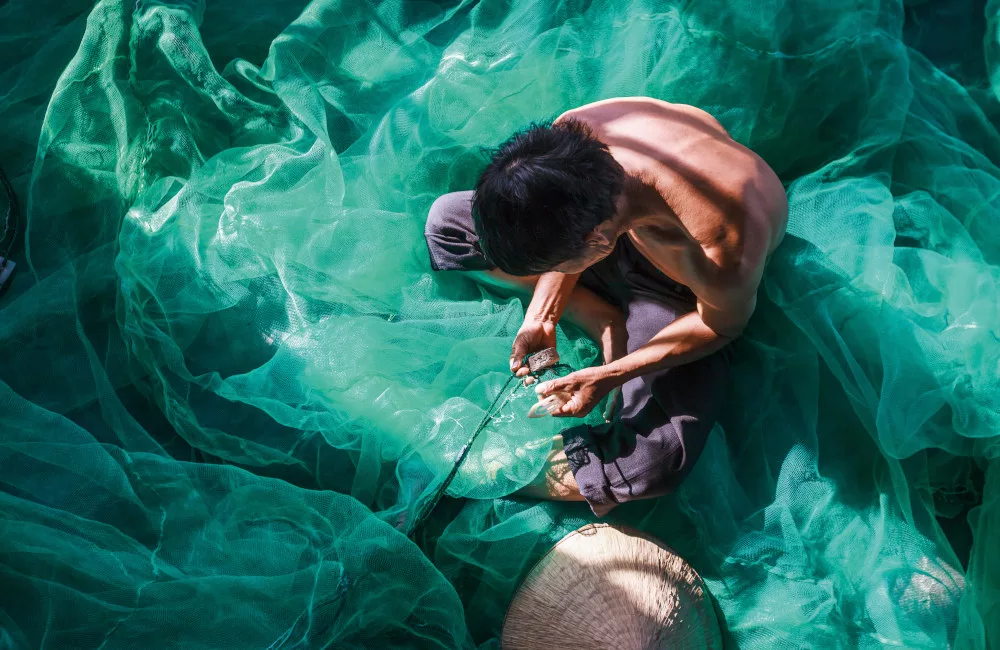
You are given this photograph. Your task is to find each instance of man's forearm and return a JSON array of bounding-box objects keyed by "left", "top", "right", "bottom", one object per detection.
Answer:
[
  {"left": 524, "top": 272, "right": 580, "bottom": 323},
  {"left": 600, "top": 311, "right": 732, "bottom": 384},
  {"left": 527, "top": 272, "right": 627, "bottom": 364},
  {"left": 480, "top": 268, "right": 627, "bottom": 364}
]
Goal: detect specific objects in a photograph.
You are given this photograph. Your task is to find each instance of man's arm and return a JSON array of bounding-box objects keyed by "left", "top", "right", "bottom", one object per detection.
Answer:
[
  {"left": 522, "top": 271, "right": 581, "bottom": 324},
  {"left": 598, "top": 293, "right": 754, "bottom": 385},
  {"left": 598, "top": 206, "right": 770, "bottom": 383},
  {"left": 480, "top": 269, "right": 628, "bottom": 366}
]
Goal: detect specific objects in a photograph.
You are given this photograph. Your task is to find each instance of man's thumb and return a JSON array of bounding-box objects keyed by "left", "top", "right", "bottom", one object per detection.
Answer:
[
  {"left": 510, "top": 345, "right": 524, "bottom": 371},
  {"left": 510, "top": 336, "right": 527, "bottom": 371}
]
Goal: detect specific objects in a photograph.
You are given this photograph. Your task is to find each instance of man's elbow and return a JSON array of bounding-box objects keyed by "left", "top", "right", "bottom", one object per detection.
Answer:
[
  {"left": 711, "top": 322, "right": 746, "bottom": 341},
  {"left": 704, "top": 294, "right": 756, "bottom": 340}
]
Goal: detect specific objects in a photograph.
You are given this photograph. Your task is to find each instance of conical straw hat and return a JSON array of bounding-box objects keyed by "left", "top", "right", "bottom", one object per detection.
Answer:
[{"left": 502, "top": 523, "right": 723, "bottom": 650}]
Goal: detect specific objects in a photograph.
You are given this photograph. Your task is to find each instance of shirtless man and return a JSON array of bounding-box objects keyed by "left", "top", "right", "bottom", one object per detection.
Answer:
[{"left": 424, "top": 97, "right": 788, "bottom": 516}]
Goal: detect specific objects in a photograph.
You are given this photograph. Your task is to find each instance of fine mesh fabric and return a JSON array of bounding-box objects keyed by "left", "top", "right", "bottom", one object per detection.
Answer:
[{"left": 1, "top": 0, "right": 998, "bottom": 648}]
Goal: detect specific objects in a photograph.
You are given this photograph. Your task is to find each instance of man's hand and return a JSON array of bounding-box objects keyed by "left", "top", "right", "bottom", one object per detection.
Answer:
[
  {"left": 535, "top": 366, "right": 616, "bottom": 418},
  {"left": 510, "top": 318, "right": 558, "bottom": 377}
]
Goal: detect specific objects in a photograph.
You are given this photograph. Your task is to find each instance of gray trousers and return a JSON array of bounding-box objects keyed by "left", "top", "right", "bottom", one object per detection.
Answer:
[{"left": 425, "top": 191, "right": 732, "bottom": 516}]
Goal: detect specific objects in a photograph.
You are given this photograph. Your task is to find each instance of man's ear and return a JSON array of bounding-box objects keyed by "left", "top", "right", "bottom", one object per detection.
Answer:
[{"left": 584, "top": 227, "right": 613, "bottom": 249}]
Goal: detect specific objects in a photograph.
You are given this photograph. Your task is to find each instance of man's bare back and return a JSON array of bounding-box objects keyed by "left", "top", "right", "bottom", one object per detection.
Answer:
[{"left": 555, "top": 97, "right": 788, "bottom": 337}]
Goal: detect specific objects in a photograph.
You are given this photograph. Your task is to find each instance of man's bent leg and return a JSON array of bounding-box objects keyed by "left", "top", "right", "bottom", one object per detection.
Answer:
[{"left": 555, "top": 295, "right": 733, "bottom": 517}]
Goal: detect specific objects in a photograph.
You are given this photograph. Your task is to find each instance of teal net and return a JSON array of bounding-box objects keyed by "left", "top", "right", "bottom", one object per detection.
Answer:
[{"left": 1, "top": 0, "right": 999, "bottom": 647}]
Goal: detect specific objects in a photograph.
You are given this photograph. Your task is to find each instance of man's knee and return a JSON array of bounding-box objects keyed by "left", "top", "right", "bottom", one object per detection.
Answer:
[
  {"left": 562, "top": 401, "right": 716, "bottom": 516},
  {"left": 424, "top": 190, "right": 493, "bottom": 272},
  {"left": 425, "top": 190, "right": 475, "bottom": 238},
  {"left": 620, "top": 431, "right": 701, "bottom": 500},
  {"left": 424, "top": 195, "right": 449, "bottom": 237}
]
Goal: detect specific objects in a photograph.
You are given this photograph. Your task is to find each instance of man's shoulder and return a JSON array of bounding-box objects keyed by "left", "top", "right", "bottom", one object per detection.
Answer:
[
  {"left": 569, "top": 96, "right": 687, "bottom": 111},
  {"left": 557, "top": 96, "right": 700, "bottom": 122}
]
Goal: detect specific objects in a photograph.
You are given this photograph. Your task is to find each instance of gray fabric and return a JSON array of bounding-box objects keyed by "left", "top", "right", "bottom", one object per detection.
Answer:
[
  {"left": 424, "top": 191, "right": 493, "bottom": 272},
  {"left": 425, "top": 190, "right": 732, "bottom": 516}
]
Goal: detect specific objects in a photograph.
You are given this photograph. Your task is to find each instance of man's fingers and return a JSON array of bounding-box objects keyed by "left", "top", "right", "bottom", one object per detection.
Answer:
[
  {"left": 515, "top": 367, "right": 531, "bottom": 377},
  {"left": 552, "top": 402, "right": 577, "bottom": 417},
  {"left": 535, "top": 378, "right": 569, "bottom": 396}
]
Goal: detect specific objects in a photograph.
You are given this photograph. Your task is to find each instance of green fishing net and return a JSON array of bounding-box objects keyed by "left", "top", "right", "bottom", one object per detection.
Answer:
[{"left": 1, "top": 0, "right": 998, "bottom": 647}]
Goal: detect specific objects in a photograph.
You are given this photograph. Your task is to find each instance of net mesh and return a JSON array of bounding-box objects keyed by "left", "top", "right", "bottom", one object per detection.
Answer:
[{"left": 1, "top": 0, "right": 998, "bottom": 647}]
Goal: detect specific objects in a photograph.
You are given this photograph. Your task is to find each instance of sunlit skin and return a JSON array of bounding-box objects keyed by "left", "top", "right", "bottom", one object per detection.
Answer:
[{"left": 484, "top": 97, "right": 789, "bottom": 501}]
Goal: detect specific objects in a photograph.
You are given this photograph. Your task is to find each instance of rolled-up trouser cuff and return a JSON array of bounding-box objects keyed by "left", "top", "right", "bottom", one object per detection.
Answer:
[{"left": 562, "top": 424, "right": 619, "bottom": 517}]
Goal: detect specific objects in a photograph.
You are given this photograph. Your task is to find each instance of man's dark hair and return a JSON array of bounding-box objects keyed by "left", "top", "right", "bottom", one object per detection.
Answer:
[{"left": 471, "top": 118, "right": 626, "bottom": 276}]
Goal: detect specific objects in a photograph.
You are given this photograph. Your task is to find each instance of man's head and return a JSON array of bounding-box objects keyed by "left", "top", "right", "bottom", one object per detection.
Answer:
[{"left": 472, "top": 118, "right": 627, "bottom": 276}]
